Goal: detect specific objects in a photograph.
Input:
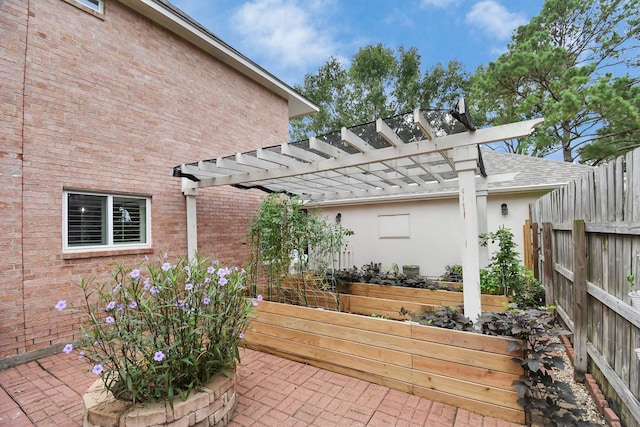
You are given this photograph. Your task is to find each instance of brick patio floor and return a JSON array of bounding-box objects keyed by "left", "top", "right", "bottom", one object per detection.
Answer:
[{"left": 0, "top": 348, "right": 524, "bottom": 426}]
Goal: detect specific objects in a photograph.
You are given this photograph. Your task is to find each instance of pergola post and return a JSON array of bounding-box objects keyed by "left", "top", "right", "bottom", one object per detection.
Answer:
[
  {"left": 182, "top": 178, "right": 198, "bottom": 262},
  {"left": 476, "top": 178, "right": 489, "bottom": 268},
  {"left": 454, "top": 146, "right": 482, "bottom": 321}
]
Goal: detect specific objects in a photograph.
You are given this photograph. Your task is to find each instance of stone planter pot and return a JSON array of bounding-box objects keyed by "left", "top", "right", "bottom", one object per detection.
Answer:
[
  {"left": 402, "top": 265, "right": 419, "bottom": 277},
  {"left": 83, "top": 372, "right": 236, "bottom": 427}
]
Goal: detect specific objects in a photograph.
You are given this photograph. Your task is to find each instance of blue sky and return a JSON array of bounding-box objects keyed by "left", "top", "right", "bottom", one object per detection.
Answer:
[{"left": 171, "top": 0, "right": 544, "bottom": 87}]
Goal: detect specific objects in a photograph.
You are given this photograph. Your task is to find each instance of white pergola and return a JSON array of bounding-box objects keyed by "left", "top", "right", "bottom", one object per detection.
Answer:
[{"left": 174, "top": 108, "right": 543, "bottom": 321}]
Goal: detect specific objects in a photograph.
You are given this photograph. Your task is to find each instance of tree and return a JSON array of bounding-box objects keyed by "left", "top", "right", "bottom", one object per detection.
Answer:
[
  {"left": 290, "top": 44, "right": 471, "bottom": 142},
  {"left": 470, "top": 0, "right": 640, "bottom": 164}
]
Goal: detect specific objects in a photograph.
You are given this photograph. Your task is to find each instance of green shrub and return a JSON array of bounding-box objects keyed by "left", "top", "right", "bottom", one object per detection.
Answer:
[{"left": 56, "top": 254, "right": 257, "bottom": 404}]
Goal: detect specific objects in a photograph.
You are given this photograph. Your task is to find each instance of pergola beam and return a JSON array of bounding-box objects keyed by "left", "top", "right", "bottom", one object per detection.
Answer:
[{"left": 194, "top": 118, "right": 543, "bottom": 188}]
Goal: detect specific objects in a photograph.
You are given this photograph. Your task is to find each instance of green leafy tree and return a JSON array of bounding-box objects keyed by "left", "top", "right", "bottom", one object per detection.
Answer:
[
  {"left": 470, "top": 0, "right": 640, "bottom": 164},
  {"left": 290, "top": 44, "right": 471, "bottom": 141}
]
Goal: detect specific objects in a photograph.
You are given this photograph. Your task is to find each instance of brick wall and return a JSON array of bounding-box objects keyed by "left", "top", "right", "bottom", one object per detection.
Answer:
[
  {"left": 0, "top": 0, "right": 28, "bottom": 360},
  {"left": 0, "top": 0, "right": 290, "bottom": 359}
]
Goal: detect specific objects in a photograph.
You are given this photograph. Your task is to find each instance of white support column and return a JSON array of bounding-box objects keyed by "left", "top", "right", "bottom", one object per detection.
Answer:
[
  {"left": 454, "top": 146, "right": 481, "bottom": 322},
  {"left": 476, "top": 178, "right": 489, "bottom": 269},
  {"left": 182, "top": 178, "right": 198, "bottom": 262}
]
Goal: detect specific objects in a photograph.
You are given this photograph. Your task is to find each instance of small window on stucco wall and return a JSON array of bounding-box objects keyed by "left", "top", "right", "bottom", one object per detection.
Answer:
[{"left": 378, "top": 214, "right": 410, "bottom": 239}]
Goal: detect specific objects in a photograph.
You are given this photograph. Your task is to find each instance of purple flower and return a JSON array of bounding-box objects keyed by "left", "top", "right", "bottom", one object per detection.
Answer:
[
  {"left": 116, "top": 304, "right": 123, "bottom": 311},
  {"left": 161, "top": 262, "right": 172, "bottom": 271},
  {"left": 79, "top": 351, "right": 85, "bottom": 359},
  {"left": 184, "top": 265, "right": 190, "bottom": 272},
  {"left": 207, "top": 266, "right": 215, "bottom": 275},
  {"left": 111, "top": 284, "right": 122, "bottom": 295},
  {"left": 219, "top": 277, "right": 228, "bottom": 286},
  {"left": 150, "top": 286, "right": 159, "bottom": 295},
  {"left": 239, "top": 333, "right": 245, "bottom": 339},
  {"left": 129, "top": 301, "right": 138, "bottom": 309},
  {"left": 130, "top": 269, "right": 141, "bottom": 279},
  {"left": 252, "top": 299, "right": 259, "bottom": 307},
  {"left": 203, "top": 297, "right": 210, "bottom": 305},
  {"left": 144, "top": 255, "right": 150, "bottom": 261},
  {"left": 63, "top": 343, "right": 73, "bottom": 354},
  {"left": 218, "top": 267, "right": 231, "bottom": 278},
  {"left": 163, "top": 252, "right": 168, "bottom": 260},
  {"left": 154, "top": 351, "right": 165, "bottom": 362},
  {"left": 105, "top": 316, "right": 115, "bottom": 324},
  {"left": 177, "top": 299, "right": 184, "bottom": 308},
  {"left": 143, "top": 278, "right": 151, "bottom": 290},
  {"left": 92, "top": 364, "right": 104, "bottom": 375},
  {"left": 204, "top": 277, "right": 211, "bottom": 283},
  {"left": 185, "top": 283, "right": 193, "bottom": 291},
  {"left": 106, "top": 301, "right": 116, "bottom": 311},
  {"left": 55, "top": 300, "right": 67, "bottom": 311},
  {"left": 257, "top": 295, "right": 263, "bottom": 302}
]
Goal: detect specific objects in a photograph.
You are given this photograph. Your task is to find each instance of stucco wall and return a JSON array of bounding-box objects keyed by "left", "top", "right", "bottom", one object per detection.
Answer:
[
  {"left": 0, "top": 0, "right": 288, "bottom": 359},
  {"left": 318, "top": 191, "right": 546, "bottom": 278}
]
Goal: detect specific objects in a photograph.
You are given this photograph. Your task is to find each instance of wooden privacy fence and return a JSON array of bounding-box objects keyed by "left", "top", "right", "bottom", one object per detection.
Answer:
[{"left": 529, "top": 148, "right": 640, "bottom": 427}]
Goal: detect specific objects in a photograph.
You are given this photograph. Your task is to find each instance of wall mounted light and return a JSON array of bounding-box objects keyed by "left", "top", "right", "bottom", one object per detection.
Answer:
[
  {"left": 335, "top": 213, "right": 342, "bottom": 224},
  {"left": 501, "top": 203, "right": 508, "bottom": 216}
]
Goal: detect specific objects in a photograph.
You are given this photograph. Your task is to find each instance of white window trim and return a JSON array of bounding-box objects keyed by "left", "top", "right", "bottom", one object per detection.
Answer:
[
  {"left": 75, "top": 0, "right": 103, "bottom": 13},
  {"left": 63, "top": 190, "right": 152, "bottom": 253}
]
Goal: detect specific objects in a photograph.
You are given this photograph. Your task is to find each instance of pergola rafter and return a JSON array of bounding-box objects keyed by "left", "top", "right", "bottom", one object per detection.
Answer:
[{"left": 174, "top": 108, "right": 543, "bottom": 320}]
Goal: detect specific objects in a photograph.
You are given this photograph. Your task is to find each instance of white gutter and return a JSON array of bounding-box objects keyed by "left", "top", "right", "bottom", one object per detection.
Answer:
[{"left": 117, "top": 0, "right": 319, "bottom": 119}]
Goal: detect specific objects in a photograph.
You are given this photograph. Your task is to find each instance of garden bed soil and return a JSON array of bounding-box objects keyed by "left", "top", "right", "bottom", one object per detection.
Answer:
[{"left": 244, "top": 300, "right": 525, "bottom": 424}]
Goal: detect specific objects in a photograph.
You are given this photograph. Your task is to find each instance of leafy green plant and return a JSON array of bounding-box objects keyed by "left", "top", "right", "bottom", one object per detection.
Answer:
[
  {"left": 55, "top": 254, "right": 256, "bottom": 405},
  {"left": 404, "top": 306, "right": 475, "bottom": 331},
  {"left": 480, "top": 227, "right": 544, "bottom": 308},
  {"left": 478, "top": 308, "right": 588, "bottom": 425},
  {"left": 440, "top": 264, "right": 463, "bottom": 282}
]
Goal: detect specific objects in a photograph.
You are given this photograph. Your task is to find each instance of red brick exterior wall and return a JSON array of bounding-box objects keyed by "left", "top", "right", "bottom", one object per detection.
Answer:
[{"left": 0, "top": 0, "right": 290, "bottom": 359}]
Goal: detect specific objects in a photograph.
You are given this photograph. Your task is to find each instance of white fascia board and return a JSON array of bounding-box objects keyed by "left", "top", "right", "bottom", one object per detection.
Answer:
[{"left": 118, "top": 0, "right": 319, "bottom": 119}]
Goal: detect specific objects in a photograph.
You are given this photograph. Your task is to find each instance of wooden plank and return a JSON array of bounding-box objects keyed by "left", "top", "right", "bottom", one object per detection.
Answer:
[
  {"left": 244, "top": 341, "right": 414, "bottom": 394},
  {"left": 543, "top": 223, "right": 554, "bottom": 306},
  {"left": 573, "top": 219, "right": 588, "bottom": 381},
  {"left": 532, "top": 222, "right": 539, "bottom": 278},
  {"left": 410, "top": 324, "right": 521, "bottom": 357},
  {"left": 254, "top": 300, "right": 412, "bottom": 337},
  {"left": 249, "top": 321, "right": 413, "bottom": 367},
  {"left": 587, "top": 342, "right": 640, "bottom": 427},
  {"left": 251, "top": 310, "right": 415, "bottom": 353},
  {"left": 412, "top": 354, "right": 520, "bottom": 389},
  {"left": 245, "top": 330, "right": 521, "bottom": 411},
  {"left": 413, "top": 386, "right": 524, "bottom": 424}
]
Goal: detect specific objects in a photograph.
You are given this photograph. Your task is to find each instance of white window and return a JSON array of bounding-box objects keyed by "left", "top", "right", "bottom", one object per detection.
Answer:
[
  {"left": 75, "top": 0, "right": 103, "bottom": 12},
  {"left": 63, "top": 191, "right": 151, "bottom": 251}
]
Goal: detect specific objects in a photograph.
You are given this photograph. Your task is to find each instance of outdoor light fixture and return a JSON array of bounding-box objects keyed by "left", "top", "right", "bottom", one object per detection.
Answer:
[
  {"left": 501, "top": 203, "right": 508, "bottom": 216},
  {"left": 336, "top": 213, "right": 342, "bottom": 224},
  {"left": 451, "top": 97, "right": 476, "bottom": 131}
]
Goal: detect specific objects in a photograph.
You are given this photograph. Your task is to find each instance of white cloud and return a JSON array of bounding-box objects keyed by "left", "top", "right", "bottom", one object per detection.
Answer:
[
  {"left": 231, "top": 0, "right": 336, "bottom": 71},
  {"left": 419, "top": 0, "right": 459, "bottom": 8},
  {"left": 465, "top": 1, "right": 528, "bottom": 40}
]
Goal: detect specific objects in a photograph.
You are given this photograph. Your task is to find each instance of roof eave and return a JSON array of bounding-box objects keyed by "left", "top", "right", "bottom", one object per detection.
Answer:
[{"left": 117, "top": 0, "right": 319, "bottom": 119}]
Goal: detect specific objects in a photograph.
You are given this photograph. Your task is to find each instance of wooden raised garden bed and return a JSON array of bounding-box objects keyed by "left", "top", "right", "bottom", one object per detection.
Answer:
[
  {"left": 343, "top": 282, "right": 511, "bottom": 314},
  {"left": 256, "top": 281, "right": 511, "bottom": 320},
  {"left": 244, "top": 300, "right": 525, "bottom": 424}
]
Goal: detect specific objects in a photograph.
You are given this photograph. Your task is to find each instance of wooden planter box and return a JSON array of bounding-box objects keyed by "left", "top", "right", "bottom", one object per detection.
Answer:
[
  {"left": 343, "top": 282, "right": 512, "bottom": 314},
  {"left": 256, "top": 281, "right": 511, "bottom": 320},
  {"left": 245, "top": 300, "right": 524, "bottom": 424}
]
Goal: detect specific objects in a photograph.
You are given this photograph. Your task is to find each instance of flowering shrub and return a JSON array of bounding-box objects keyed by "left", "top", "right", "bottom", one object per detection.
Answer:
[{"left": 56, "top": 254, "right": 259, "bottom": 404}]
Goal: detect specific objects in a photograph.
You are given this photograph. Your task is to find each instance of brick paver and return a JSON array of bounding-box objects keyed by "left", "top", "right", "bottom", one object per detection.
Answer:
[{"left": 0, "top": 348, "right": 526, "bottom": 426}]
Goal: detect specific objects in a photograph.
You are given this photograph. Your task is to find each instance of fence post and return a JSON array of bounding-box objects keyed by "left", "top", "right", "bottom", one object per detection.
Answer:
[
  {"left": 572, "top": 219, "right": 587, "bottom": 382},
  {"left": 531, "top": 222, "right": 539, "bottom": 279},
  {"left": 523, "top": 220, "right": 532, "bottom": 271},
  {"left": 542, "top": 223, "right": 554, "bottom": 306}
]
